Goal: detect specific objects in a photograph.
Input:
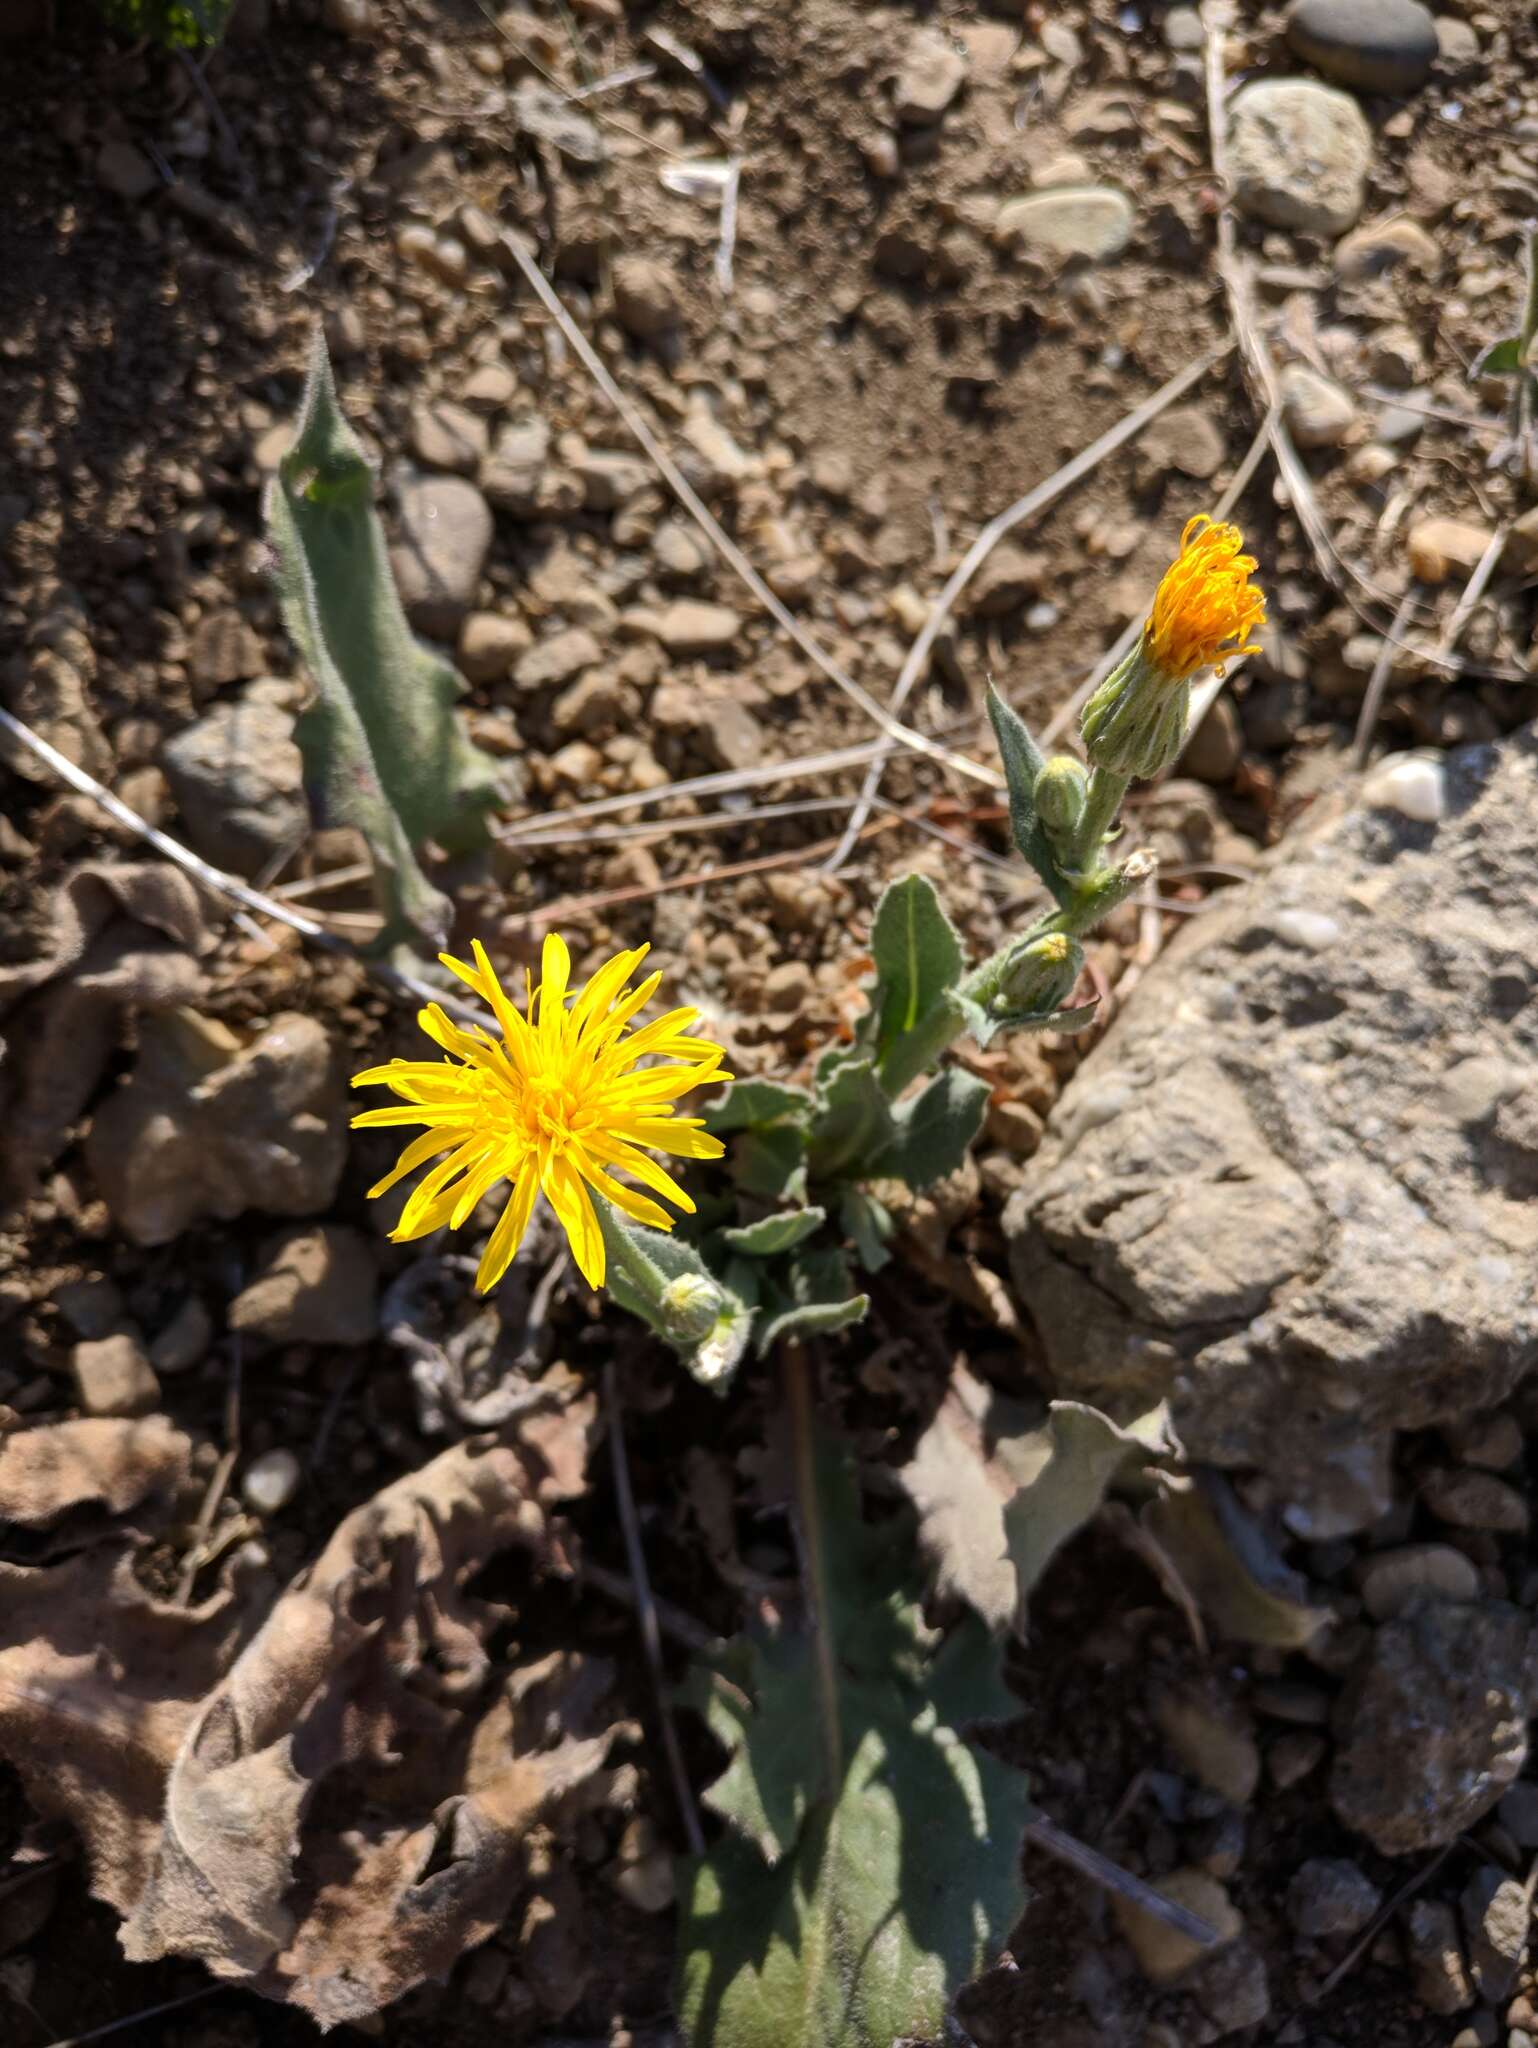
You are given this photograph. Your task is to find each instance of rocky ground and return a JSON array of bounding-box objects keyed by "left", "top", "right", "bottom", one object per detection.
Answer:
[{"left": 3, "top": 0, "right": 1538, "bottom": 2042}]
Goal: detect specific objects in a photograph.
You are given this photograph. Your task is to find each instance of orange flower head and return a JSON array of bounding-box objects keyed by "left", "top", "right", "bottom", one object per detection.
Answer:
[
  {"left": 1143, "top": 514, "right": 1266, "bottom": 683},
  {"left": 351, "top": 935, "right": 729, "bottom": 1294}
]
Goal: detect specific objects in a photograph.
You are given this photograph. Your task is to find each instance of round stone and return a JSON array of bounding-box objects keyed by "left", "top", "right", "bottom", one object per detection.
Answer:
[
  {"left": 242, "top": 1447, "right": 302, "bottom": 1514},
  {"left": 995, "top": 186, "right": 1134, "bottom": 262},
  {"left": 1228, "top": 80, "right": 1373, "bottom": 238},
  {"left": 1286, "top": 0, "right": 1439, "bottom": 95}
]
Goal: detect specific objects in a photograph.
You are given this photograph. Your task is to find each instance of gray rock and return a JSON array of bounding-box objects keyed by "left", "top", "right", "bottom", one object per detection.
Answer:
[
  {"left": 1228, "top": 80, "right": 1372, "bottom": 237},
  {"left": 189, "top": 610, "right": 264, "bottom": 689},
  {"left": 87, "top": 1011, "right": 347, "bottom": 1246},
  {"left": 574, "top": 448, "right": 651, "bottom": 511},
  {"left": 1280, "top": 362, "right": 1359, "bottom": 448},
  {"left": 1335, "top": 214, "right": 1440, "bottom": 279},
  {"left": 656, "top": 600, "right": 742, "bottom": 655},
  {"left": 612, "top": 256, "right": 681, "bottom": 341},
  {"left": 1286, "top": 0, "right": 1438, "bottom": 95},
  {"left": 1285, "top": 1857, "right": 1382, "bottom": 1937},
  {"left": 1004, "top": 729, "right": 1538, "bottom": 1470},
  {"left": 1330, "top": 1599, "right": 1534, "bottom": 1854},
  {"left": 1497, "top": 1781, "right": 1538, "bottom": 1847},
  {"left": 1461, "top": 1869, "right": 1528, "bottom": 2002},
  {"left": 1421, "top": 1466, "right": 1530, "bottom": 1534},
  {"left": 408, "top": 401, "right": 488, "bottom": 477},
  {"left": 71, "top": 1334, "right": 159, "bottom": 1418},
  {"left": 1404, "top": 1899, "right": 1474, "bottom": 2013},
  {"left": 513, "top": 627, "right": 602, "bottom": 693},
  {"left": 481, "top": 416, "right": 550, "bottom": 516},
  {"left": 229, "top": 1224, "right": 378, "bottom": 1348},
  {"left": 392, "top": 474, "right": 492, "bottom": 634},
  {"left": 1187, "top": 1939, "right": 1270, "bottom": 2034},
  {"left": 161, "top": 699, "right": 306, "bottom": 878},
  {"left": 1153, "top": 1682, "right": 1261, "bottom": 1806},
  {"left": 1359, "top": 1543, "right": 1481, "bottom": 1620},
  {"left": 149, "top": 1295, "right": 213, "bottom": 1376},
  {"left": 995, "top": 187, "right": 1134, "bottom": 261},
  {"left": 893, "top": 25, "right": 967, "bottom": 124},
  {"left": 510, "top": 77, "right": 604, "bottom": 166},
  {"left": 965, "top": 543, "right": 1050, "bottom": 618}
]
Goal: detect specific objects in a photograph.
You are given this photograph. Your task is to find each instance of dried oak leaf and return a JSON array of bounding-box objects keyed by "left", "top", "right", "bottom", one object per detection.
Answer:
[
  {"left": 0, "top": 1416, "right": 192, "bottom": 1529},
  {"left": 0, "top": 860, "right": 209, "bottom": 1213},
  {"left": 0, "top": 1401, "right": 606, "bottom": 2027}
]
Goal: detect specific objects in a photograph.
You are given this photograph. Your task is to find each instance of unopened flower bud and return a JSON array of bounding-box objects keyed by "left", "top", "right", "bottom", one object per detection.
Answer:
[
  {"left": 1033, "top": 755, "right": 1088, "bottom": 850},
  {"left": 993, "top": 931, "right": 1083, "bottom": 1017},
  {"left": 659, "top": 1272, "right": 724, "bottom": 1344},
  {"left": 1081, "top": 645, "right": 1190, "bottom": 781}
]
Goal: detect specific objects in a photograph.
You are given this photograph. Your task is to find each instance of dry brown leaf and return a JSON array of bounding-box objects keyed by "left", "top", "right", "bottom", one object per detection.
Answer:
[
  {"left": 0, "top": 1396, "right": 614, "bottom": 2028},
  {"left": 0, "top": 1416, "right": 192, "bottom": 1528},
  {"left": 0, "top": 861, "right": 209, "bottom": 1213}
]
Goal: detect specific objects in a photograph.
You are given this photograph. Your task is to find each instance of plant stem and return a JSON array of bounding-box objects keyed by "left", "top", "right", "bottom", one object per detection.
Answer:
[
  {"left": 1073, "top": 765, "right": 1130, "bottom": 872},
  {"left": 782, "top": 1340, "right": 843, "bottom": 1799}
]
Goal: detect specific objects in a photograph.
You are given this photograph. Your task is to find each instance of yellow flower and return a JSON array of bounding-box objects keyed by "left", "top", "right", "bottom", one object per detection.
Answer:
[
  {"left": 1143, "top": 513, "right": 1266, "bottom": 684},
  {"left": 1082, "top": 514, "right": 1266, "bottom": 781},
  {"left": 352, "top": 934, "right": 730, "bottom": 1293}
]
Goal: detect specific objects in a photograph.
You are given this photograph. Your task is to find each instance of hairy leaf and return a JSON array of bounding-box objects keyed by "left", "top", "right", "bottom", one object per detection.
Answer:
[
  {"left": 721, "top": 1207, "right": 827, "bottom": 1257},
  {"left": 807, "top": 1057, "right": 894, "bottom": 1182},
  {"left": 840, "top": 1186, "right": 894, "bottom": 1273},
  {"left": 754, "top": 1245, "right": 868, "bottom": 1357},
  {"left": 266, "top": 335, "right": 506, "bottom": 957},
  {"left": 986, "top": 685, "right": 1072, "bottom": 905},
  {"left": 898, "top": 1363, "right": 1042, "bottom": 1630},
  {"left": 732, "top": 1123, "right": 810, "bottom": 1203},
  {"left": 868, "top": 875, "right": 964, "bottom": 1085},
  {"left": 870, "top": 1067, "right": 990, "bottom": 1189},
  {"left": 703, "top": 1079, "right": 814, "bottom": 1135},
  {"left": 678, "top": 1438, "right": 1028, "bottom": 2048}
]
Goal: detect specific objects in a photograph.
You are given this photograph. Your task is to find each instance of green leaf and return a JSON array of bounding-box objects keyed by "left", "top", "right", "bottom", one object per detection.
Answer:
[
  {"left": 868, "top": 875, "right": 964, "bottom": 1081},
  {"left": 1473, "top": 334, "right": 1524, "bottom": 378},
  {"left": 1004, "top": 1401, "right": 1158, "bottom": 1621},
  {"left": 266, "top": 334, "right": 507, "bottom": 956},
  {"left": 754, "top": 1246, "right": 868, "bottom": 1357},
  {"left": 94, "top": 0, "right": 233, "bottom": 48},
  {"left": 807, "top": 1057, "right": 895, "bottom": 1182},
  {"left": 840, "top": 1187, "right": 894, "bottom": 1273},
  {"left": 704, "top": 1079, "right": 814, "bottom": 1136},
  {"left": 678, "top": 1437, "right": 1029, "bottom": 2048},
  {"left": 722, "top": 1207, "right": 827, "bottom": 1257},
  {"left": 869, "top": 1067, "right": 990, "bottom": 1189},
  {"left": 732, "top": 1124, "right": 810, "bottom": 1203},
  {"left": 986, "top": 684, "right": 1073, "bottom": 907}
]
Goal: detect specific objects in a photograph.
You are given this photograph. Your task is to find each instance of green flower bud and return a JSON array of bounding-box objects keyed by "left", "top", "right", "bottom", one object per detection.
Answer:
[
  {"left": 1080, "top": 645, "right": 1190, "bottom": 781},
  {"left": 659, "top": 1272, "right": 724, "bottom": 1344},
  {"left": 1033, "top": 755, "right": 1088, "bottom": 844},
  {"left": 993, "top": 931, "right": 1084, "bottom": 1018}
]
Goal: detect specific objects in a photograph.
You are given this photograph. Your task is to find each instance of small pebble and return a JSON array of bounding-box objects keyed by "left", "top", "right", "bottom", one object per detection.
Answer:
[
  {"left": 242, "top": 1447, "right": 302, "bottom": 1515},
  {"left": 1361, "top": 752, "right": 1446, "bottom": 823}
]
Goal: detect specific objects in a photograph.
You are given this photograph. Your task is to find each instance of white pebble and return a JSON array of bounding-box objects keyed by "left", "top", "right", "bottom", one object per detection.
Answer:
[
  {"left": 1272, "top": 908, "right": 1341, "bottom": 952},
  {"left": 242, "top": 1448, "right": 302, "bottom": 1515},
  {"left": 1361, "top": 752, "right": 1446, "bottom": 823}
]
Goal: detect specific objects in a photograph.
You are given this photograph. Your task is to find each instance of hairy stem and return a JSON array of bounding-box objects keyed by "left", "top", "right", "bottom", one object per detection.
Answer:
[
  {"left": 783, "top": 1340, "right": 843, "bottom": 1799},
  {"left": 1072, "top": 765, "right": 1130, "bottom": 873}
]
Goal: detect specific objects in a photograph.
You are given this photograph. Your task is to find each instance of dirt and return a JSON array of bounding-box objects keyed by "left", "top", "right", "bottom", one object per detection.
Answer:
[{"left": 4, "top": 0, "right": 1538, "bottom": 2042}]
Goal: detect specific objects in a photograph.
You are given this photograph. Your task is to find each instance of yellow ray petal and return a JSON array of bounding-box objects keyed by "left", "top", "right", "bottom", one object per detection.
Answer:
[
  {"left": 476, "top": 1164, "right": 539, "bottom": 1294},
  {"left": 544, "top": 1153, "right": 605, "bottom": 1288}
]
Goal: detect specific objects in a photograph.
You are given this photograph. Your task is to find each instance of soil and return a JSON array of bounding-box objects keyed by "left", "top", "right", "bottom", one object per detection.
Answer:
[{"left": 3, "top": 0, "right": 1538, "bottom": 2043}]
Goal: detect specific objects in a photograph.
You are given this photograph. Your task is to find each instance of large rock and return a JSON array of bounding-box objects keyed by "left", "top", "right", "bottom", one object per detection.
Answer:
[
  {"left": 229, "top": 1225, "right": 378, "bottom": 1348},
  {"left": 1330, "top": 1600, "right": 1535, "bottom": 1854},
  {"left": 86, "top": 1010, "right": 347, "bottom": 1246},
  {"left": 1005, "top": 728, "right": 1538, "bottom": 1469},
  {"left": 1227, "top": 79, "right": 1372, "bottom": 238},
  {"left": 996, "top": 187, "right": 1134, "bottom": 262},
  {"left": 161, "top": 698, "right": 306, "bottom": 878}
]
